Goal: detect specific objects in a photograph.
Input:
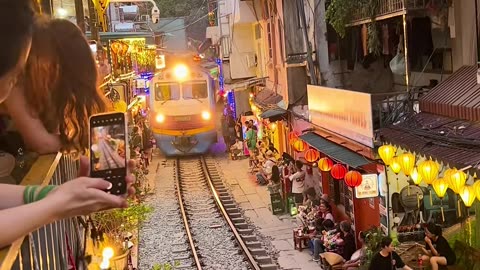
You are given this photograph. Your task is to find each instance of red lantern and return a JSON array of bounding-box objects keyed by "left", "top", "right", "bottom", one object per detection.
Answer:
[
  {"left": 318, "top": 157, "right": 333, "bottom": 172},
  {"left": 288, "top": 131, "right": 299, "bottom": 141},
  {"left": 293, "top": 140, "right": 308, "bottom": 152},
  {"left": 304, "top": 149, "right": 320, "bottom": 163},
  {"left": 344, "top": 171, "right": 363, "bottom": 187},
  {"left": 331, "top": 164, "right": 347, "bottom": 180}
]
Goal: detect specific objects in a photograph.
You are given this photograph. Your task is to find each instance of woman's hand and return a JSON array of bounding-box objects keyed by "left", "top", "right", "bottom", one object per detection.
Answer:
[{"left": 45, "top": 156, "right": 136, "bottom": 219}]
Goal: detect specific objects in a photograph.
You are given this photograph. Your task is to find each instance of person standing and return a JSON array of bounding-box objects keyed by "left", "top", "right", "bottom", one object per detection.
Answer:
[{"left": 289, "top": 160, "right": 305, "bottom": 206}]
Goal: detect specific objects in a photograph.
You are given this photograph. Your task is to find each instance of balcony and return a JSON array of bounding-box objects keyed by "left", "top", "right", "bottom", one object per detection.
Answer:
[
  {"left": 349, "top": 0, "right": 428, "bottom": 26},
  {"left": 0, "top": 153, "right": 85, "bottom": 270}
]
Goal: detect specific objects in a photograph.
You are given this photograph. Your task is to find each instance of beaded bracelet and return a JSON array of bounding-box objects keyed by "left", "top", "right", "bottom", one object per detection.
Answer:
[{"left": 23, "top": 185, "right": 57, "bottom": 204}]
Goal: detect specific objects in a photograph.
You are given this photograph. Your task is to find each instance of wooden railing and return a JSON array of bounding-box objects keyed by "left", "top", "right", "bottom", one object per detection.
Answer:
[
  {"left": 350, "top": 0, "right": 428, "bottom": 25},
  {"left": 0, "top": 154, "right": 86, "bottom": 270}
]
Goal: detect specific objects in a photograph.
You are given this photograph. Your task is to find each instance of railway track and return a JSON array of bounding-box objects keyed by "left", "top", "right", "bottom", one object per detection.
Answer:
[{"left": 139, "top": 156, "right": 277, "bottom": 270}]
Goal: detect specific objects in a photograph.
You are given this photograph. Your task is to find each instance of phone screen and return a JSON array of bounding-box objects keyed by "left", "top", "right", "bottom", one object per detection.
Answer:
[{"left": 90, "top": 112, "right": 127, "bottom": 194}]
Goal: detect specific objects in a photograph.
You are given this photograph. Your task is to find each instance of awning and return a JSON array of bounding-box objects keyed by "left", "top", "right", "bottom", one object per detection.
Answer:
[
  {"left": 259, "top": 108, "right": 287, "bottom": 121},
  {"left": 378, "top": 112, "right": 480, "bottom": 172},
  {"left": 420, "top": 66, "right": 480, "bottom": 121},
  {"left": 300, "top": 132, "right": 372, "bottom": 168},
  {"left": 254, "top": 88, "right": 284, "bottom": 107}
]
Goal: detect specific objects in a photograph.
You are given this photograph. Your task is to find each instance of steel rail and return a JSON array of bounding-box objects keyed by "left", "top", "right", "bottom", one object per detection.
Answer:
[
  {"left": 175, "top": 158, "right": 203, "bottom": 270},
  {"left": 200, "top": 157, "right": 261, "bottom": 270}
]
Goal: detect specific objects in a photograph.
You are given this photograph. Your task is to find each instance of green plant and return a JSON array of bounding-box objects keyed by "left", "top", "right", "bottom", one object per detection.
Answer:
[
  {"left": 92, "top": 199, "right": 153, "bottom": 248},
  {"left": 151, "top": 262, "right": 180, "bottom": 270},
  {"left": 359, "top": 226, "right": 386, "bottom": 270}
]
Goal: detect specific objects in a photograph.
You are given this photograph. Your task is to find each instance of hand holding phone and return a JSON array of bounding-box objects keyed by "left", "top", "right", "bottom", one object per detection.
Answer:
[{"left": 89, "top": 112, "right": 128, "bottom": 195}]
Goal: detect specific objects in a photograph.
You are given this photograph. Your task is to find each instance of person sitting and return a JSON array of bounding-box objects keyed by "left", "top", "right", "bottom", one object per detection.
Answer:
[
  {"left": 369, "top": 237, "right": 413, "bottom": 270},
  {"left": 420, "top": 222, "right": 456, "bottom": 270},
  {"left": 267, "top": 165, "right": 282, "bottom": 194},
  {"left": 320, "top": 230, "right": 367, "bottom": 269},
  {"left": 230, "top": 138, "right": 243, "bottom": 160},
  {"left": 312, "top": 219, "right": 337, "bottom": 261},
  {"left": 317, "top": 199, "right": 335, "bottom": 222},
  {"left": 308, "top": 217, "right": 325, "bottom": 255},
  {"left": 255, "top": 151, "right": 276, "bottom": 185}
]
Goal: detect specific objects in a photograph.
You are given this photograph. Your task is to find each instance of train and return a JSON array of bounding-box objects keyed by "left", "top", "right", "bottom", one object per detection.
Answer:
[{"left": 149, "top": 57, "right": 218, "bottom": 156}]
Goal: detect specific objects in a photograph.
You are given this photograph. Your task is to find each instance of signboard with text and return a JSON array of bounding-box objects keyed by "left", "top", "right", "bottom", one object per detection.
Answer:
[
  {"left": 307, "top": 85, "right": 374, "bottom": 147},
  {"left": 355, "top": 174, "right": 379, "bottom": 199}
]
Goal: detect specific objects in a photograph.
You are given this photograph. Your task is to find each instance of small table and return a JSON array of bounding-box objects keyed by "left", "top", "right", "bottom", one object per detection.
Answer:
[{"left": 293, "top": 230, "right": 311, "bottom": 251}]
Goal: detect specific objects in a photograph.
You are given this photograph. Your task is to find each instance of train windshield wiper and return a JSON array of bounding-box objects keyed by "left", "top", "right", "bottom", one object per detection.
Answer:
[
  {"left": 161, "top": 100, "right": 171, "bottom": 105},
  {"left": 193, "top": 98, "right": 203, "bottom": 103}
]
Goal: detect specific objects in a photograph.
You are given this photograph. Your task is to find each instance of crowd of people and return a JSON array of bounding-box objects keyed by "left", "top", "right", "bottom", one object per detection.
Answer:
[{"left": 0, "top": 0, "right": 134, "bottom": 249}]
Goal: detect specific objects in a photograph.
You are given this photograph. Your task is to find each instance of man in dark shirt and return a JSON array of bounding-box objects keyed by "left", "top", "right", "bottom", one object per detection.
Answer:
[
  {"left": 369, "top": 237, "right": 412, "bottom": 270},
  {"left": 422, "top": 223, "right": 456, "bottom": 269}
]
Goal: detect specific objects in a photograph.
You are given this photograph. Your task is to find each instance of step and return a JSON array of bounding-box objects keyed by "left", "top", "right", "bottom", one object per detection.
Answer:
[
  {"left": 241, "top": 235, "right": 257, "bottom": 242},
  {"left": 249, "top": 248, "right": 267, "bottom": 256},
  {"left": 255, "top": 256, "right": 273, "bottom": 264},
  {"left": 231, "top": 217, "right": 245, "bottom": 224},
  {"left": 246, "top": 241, "right": 262, "bottom": 248},
  {"left": 235, "top": 222, "right": 249, "bottom": 229},
  {"left": 259, "top": 264, "right": 277, "bottom": 270},
  {"left": 237, "top": 228, "right": 254, "bottom": 235}
]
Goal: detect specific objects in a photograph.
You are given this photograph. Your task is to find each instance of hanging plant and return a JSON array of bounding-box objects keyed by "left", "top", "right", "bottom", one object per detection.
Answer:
[{"left": 326, "top": 0, "right": 380, "bottom": 39}]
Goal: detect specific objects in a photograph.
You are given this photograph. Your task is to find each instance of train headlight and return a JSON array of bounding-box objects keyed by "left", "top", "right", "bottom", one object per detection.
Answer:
[
  {"left": 156, "top": 114, "right": 165, "bottom": 123},
  {"left": 174, "top": 64, "right": 188, "bottom": 80},
  {"left": 201, "top": 111, "right": 211, "bottom": 120}
]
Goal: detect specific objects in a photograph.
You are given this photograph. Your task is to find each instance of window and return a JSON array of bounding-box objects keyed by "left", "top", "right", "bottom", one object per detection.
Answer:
[
  {"left": 183, "top": 81, "right": 208, "bottom": 99},
  {"left": 154, "top": 83, "right": 180, "bottom": 101}
]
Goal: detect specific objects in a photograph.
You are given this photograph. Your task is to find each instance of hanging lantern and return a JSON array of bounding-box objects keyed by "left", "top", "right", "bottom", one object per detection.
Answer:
[
  {"left": 418, "top": 160, "right": 440, "bottom": 185},
  {"left": 410, "top": 167, "right": 422, "bottom": 185},
  {"left": 304, "top": 149, "right": 320, "bottom": 163},
  {"left": 448, "top": 169, "right": 466, "bottom": 194},
  {"left": 399, "top": 152, "right": 416, "bottom": 176},
  {"left": 344, "top": 171, "right": 363, "bottom": 187},
  {"left": 460, "top": 185, "right": 476, "bottom": 208},
  {"left": 432, "top": 178, "right": 449, "bottom": 198},
  {"left": 290, "top": 137, "right": 298, "bottom": 146},
  {"left": 293, "top": 140, "right": 308, "bottom": 152},
  {"left": 474, "top": 180, "right": 480, "bottom": 201},
  {"left": 331, "top": 164, "right": 347, "bottom": 180},
  {"left": 288, "top": 131, "right": 299, "bottom": 141},
  {"left": 378, "top": 144, "right": 397, "bottom": 166},
  {"left": 390, "top": 157, "right": 402, "bottom": 174},
  {"left": 318, "top": 157, "right": 333, "bottom": 172}
]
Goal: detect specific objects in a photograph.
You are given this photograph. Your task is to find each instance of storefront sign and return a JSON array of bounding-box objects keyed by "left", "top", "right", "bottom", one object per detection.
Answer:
[
  {"left": 307, "top": 85, "right": 374, "bottom": 147},
  {"left": 355, "top": 174, "right": 379, "bottom": 199}
]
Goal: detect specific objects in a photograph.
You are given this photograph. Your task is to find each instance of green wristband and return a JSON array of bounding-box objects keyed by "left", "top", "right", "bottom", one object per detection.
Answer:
[
  {"left": 35, "top": 185, "right": 57, "bottom": 201},
  {"left": 23, "top": 185, "right": 56, "bottom": 204}
]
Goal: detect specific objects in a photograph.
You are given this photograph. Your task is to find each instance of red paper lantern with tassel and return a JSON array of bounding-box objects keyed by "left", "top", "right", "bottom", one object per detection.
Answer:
[
  {"left": 293, "top": 140, "right": 308, "bottom": 152},
  {"left": 304, "top": 149, "right": 320, "bottom": 163},
  {"left": 344, "top": 171, "right": 363, "bottom": 187},
  {"left": 318, "top": 157, "right": 333, "bottom": 172},
  {"left": 331, "top": 164, "right": 347, "bottom": 180}
]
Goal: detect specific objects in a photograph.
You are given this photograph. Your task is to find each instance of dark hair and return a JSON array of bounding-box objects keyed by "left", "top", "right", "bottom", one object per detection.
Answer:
[
  {"left": 305, "top": 187, "right": 316, "bottom": 197},
  {"left": 340, "top": 221, "right": 352, "bottom": 233},
  {"left": 315, "top": 218, "right": 325, "bottom": 231},
  {"left": 271, "top": 165, "right": 280, "bottom": 184},
  {"left": 426, "top": 222, "right": 442, "bottom": 237},
  {"left": 323, "top": 219, "right": 335, "bottom": 230},
  {"left": 320, "top": 199, "right": 332, "bottom": 212},
  {"left": 0, "top": 0, "right": 35, "bottom": 77},
  {"left": 23, "top": 18, "right": 107, "bottom": 152},
  {"left": 380, "top": 236, "right": 393, "bottom": 248},
  {"left": 295, "top": 160, "right": 303, "bottom": 170},
  {"left": 359, "top": 231, "right": 366, "bottom": 240}
]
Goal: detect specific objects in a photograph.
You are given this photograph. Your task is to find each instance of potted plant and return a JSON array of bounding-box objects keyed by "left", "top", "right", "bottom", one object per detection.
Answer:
[{"left": 359, "top": 226, "right": 386, "bottom": 270}]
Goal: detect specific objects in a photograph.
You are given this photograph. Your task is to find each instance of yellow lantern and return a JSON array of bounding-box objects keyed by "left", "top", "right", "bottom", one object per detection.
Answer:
[
  {"left": 460, "top": 185, "right": 476, "bottom": 208},
  {"left": 378, "top": 144, "right": 396, "bottom": 166},
  {"left": 473, "top": 180, "right": 480, "bottom": 201},
  {"left": 432, "top": 178, "right": 449, "bottom": 222},
  {"left": 410, "top": 167, "right": 422, "bottom": 185},
  {"left": 432, "top": 178, "right": 449, "bottom": 198},
  {"left": 399, "top": 152, "right": 415, "bottom": 176},
  {"left": 418, "top": 160, "right": 439, "bottom": 185},
  {"left": 390, "top": 157, "right": 402, "bottom": 174},
  {"left": 448, "top": 169, "right": 466, "bottom": 194}
]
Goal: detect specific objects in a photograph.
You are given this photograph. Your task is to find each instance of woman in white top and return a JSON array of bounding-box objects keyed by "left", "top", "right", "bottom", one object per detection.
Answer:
[{"left": 289, "top": 160, "right": 305, "bottom": 206}]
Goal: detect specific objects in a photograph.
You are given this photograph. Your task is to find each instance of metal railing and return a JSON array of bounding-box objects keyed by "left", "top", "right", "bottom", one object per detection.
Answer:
[
  {"left": 371, "top": 87, "right": 430, "bottom": 129},
  {"left": 0, "top": 153, "right": 86, "bottom": 270},
  {"left": 350, "top": 0, "right": 428, "bottom": 24}
]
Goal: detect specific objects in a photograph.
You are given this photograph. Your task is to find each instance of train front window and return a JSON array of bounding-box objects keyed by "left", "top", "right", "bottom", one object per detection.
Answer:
[
  {"left": 155, "top": 83, "right": 180, "bottom": 101},
  {"left": 183, "top": 81, "right": 208, "bottom": 100}
]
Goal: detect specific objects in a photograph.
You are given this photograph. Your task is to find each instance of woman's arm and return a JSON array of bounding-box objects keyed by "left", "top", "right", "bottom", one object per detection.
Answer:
[
  {"left": 0, "top": 184, "right": 25, "bottom": 210},
  {"left": 3, "top": 89, "right": 61, "bottom": 154},
  {"left": 0, "top": 198, "right": 58, "bottom": 248}
]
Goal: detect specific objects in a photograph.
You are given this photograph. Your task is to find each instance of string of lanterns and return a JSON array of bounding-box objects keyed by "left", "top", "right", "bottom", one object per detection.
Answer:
[
  {"left": 289, "top": 131, "right": 363, "bottom": 188},
  {"left": 378, "top": 144, "right": 480, "bottom": 222}
]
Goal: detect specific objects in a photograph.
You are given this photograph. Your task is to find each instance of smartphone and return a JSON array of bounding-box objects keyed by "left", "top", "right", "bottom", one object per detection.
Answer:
[{"left": 89, "top": 112, "right": 128, "bottom": 195}]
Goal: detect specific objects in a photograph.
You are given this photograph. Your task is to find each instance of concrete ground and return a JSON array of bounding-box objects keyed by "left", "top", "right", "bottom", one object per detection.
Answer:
[{"left": 211, "top": 154, "right": 322, "bottom": 270}]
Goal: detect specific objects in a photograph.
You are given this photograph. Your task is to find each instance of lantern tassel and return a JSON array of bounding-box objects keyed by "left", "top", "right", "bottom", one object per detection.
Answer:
[
  {"left": 417, "top": 193, "right": 420, "bottom": 209},
  {"left": 441, "top": 206, "right": 445, "bottom": 222},
  {"left": 396, "top": 178, "right": 400, "bottom": 192},
  {"left": 429, "top": 190, "right": 433, "bottom": 206},
  {"left": 457, "top": 199, "right": 462, "bottom": 218},
  {"left": 407, "top": 185, "right": 410, "bottom": 196}
]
